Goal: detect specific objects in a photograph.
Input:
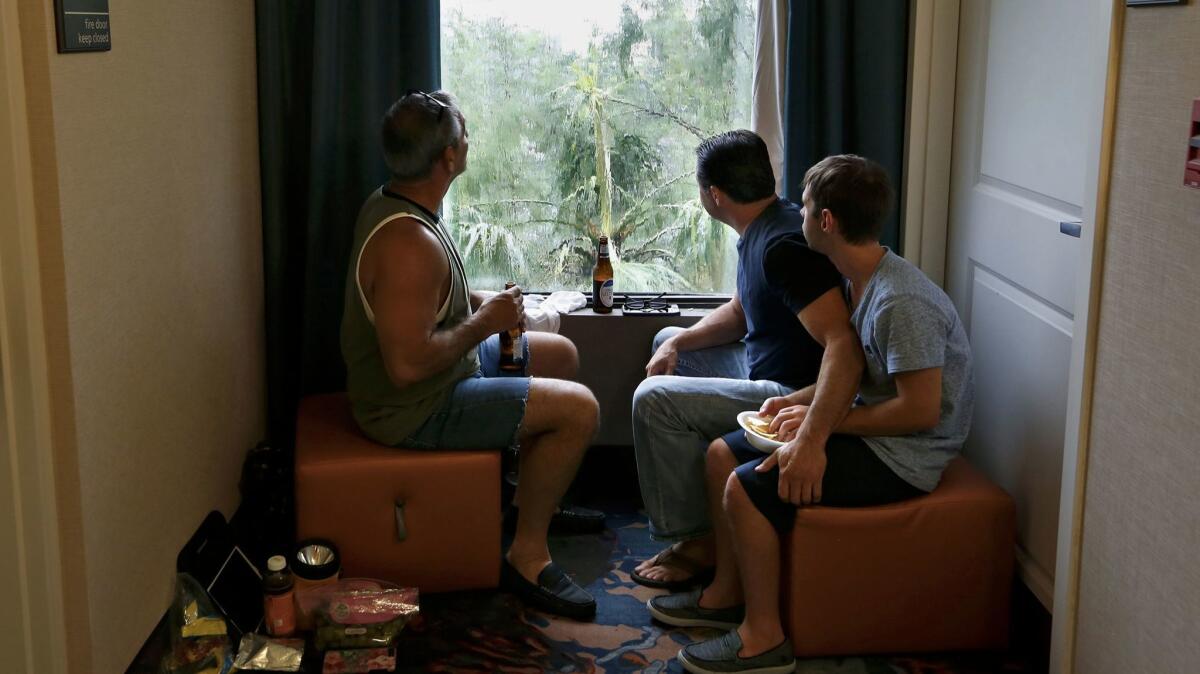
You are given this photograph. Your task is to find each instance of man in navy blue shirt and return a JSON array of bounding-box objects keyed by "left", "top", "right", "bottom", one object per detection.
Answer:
[{"left": 630, "top": 131, "right": 863, "bottom": 593}]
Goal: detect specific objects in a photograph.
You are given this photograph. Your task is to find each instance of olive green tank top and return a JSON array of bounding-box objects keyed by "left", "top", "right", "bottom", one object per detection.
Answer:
[{"left": 340, "top": 188, "right": 479, "bottom": 445}]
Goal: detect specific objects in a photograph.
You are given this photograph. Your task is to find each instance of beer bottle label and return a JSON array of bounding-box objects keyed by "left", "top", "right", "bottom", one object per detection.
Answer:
[
  {"left": 598, "top": 280, "right": 614, "bottom": 308},
  {"left": 599, "top": 242, "right": 608, "bottom": 257}
]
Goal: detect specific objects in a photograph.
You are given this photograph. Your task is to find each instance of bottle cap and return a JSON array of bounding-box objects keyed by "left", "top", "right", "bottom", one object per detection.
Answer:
[{"left": 267, "top": 555, "right": 287, "bottom": 572}]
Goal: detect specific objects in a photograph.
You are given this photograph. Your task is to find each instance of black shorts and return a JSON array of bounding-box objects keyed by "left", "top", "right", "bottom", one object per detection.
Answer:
[{"left": 720, "top": 428, "right": 925, "bottom": 533}]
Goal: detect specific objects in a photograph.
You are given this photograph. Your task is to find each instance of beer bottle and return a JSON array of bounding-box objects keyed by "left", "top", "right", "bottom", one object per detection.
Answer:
[
  {"left": 498, "top": 281, "right": 525, "bottom": 371},
  {"left": 592, "top": 235, "right": 614, "bottom": 314}
]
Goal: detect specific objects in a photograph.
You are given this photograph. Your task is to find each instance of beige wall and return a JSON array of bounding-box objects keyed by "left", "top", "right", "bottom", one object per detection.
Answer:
[
  {"left": 17, "top": 1, "right": 265, "bottom": 671},
  {"left": 1075, "top": 3, "right": 1200, "bottom": 673}
]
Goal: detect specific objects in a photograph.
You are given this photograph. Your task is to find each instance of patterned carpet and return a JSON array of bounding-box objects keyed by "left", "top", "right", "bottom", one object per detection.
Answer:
[{"left": 407, "top": 511, "right": 1037, "bottom": 673}]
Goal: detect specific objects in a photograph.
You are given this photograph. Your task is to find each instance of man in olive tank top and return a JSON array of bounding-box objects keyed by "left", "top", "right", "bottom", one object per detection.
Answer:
[{"left": 341, "top": 91, "right": 600, "bottom": 619}]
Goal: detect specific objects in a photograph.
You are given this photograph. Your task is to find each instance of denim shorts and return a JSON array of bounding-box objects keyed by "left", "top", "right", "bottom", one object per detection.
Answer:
[{"left": 398, "top": 334, "right": 532, "bottom": 452}]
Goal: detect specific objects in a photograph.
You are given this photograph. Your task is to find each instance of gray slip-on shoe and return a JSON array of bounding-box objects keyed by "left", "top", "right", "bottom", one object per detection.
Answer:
[
  {"left": 677, "top": 630, "right": 795, "bottom": 674},
  {"left": 647, "top": 588, "right": 744, "bottom": 630}
]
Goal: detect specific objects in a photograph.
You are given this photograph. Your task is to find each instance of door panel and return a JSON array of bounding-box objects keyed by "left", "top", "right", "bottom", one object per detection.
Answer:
[
  {"left": 966, "top": 265, "right": 1071, "bottom": 601},
  {"left": 979, "top": 0, "right": 1090, "bottom": 207},
  {"left": 947, "top": 0, "right": 1100, "bottom": 608}
]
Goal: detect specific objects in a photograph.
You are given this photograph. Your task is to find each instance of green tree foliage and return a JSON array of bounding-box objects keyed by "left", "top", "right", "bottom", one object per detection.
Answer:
[{"left": 443, "top": 0, "right": 755, "bottom": 293}]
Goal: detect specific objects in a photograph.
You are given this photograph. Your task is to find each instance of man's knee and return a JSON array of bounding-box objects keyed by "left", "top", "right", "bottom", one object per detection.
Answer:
[
  {"left": 705, "top": 439, "right": 737, "bottom": 481},
  {"left": 723, "top": 472, "right": 752, "bottom": 513},
  {"left": 528, "top": 379, "right": 598, "bottom": 435},
  {"left": 632, "top": 377, "right": 670, "bottom": 421},
  {"left": 651, "top": 326, "right": 684, "bottom": 354},
  {"left": 527, "top": 332, "right": 579, "bottom": 379}
]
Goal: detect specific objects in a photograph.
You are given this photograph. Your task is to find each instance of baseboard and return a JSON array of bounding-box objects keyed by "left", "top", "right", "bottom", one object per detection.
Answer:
[
  {"left": 1011, "top": 571, "right": 1053, "bottom": 673},
  {"left": 1015, "top": 544, "right": 1055, "bottom": 611}
]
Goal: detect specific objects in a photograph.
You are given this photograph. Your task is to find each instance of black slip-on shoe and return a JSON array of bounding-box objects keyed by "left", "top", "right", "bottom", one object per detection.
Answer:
[
  {"left": 504, "top": 504, "right": 608, "bottom": 536},
  {"left": 550, "top": 504, "right": 607, "bottom": 535},
  {"left": 500, "top": 559, "right": 597, "bottom": 621}
]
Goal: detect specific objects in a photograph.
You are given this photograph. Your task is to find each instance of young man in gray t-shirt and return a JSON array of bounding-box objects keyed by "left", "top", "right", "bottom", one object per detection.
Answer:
[{"left": 649, "top": 155, "right": 974, "bottom": 674}]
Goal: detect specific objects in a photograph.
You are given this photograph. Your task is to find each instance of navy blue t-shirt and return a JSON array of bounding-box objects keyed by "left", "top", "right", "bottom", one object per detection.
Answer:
[{"left": 737, "top": 198, "right": 842, "bottom": 389}]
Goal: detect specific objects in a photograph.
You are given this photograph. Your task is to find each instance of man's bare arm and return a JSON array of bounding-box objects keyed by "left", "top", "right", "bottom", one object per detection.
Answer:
[
  {"left": 756, "top": 287, "right": 863, "bottom": 505},
  {"left": 646, "top": 295, "right": 747, "bottom": 375},
  {"left": 774, "top": 383, "right": 816, "bottom": 408},
  {"left": 837, "top": 367, "right": 942, "bottom": 436},
  {"left": 364, "top": 223, "right": 519, "bottom": 388},
  {"left": 783, "top": 288, "right": 863, "bottom": 442},
  {"left": 670, "top": 296, "right": 747, "bottom": 351}
]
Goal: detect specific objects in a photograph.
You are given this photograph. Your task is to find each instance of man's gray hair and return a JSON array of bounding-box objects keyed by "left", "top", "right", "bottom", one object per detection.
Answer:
[{"left": 381, "top": 90, "right": 464, "bottom": 182}]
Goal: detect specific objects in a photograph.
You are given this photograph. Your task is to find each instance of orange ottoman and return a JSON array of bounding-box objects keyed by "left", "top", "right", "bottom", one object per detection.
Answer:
[
  {"left": 295, "top": 393, "right": 501, "bottom": 592},
  {"left": 782, "top": 457, "right": 1015, "bottom": 656}
]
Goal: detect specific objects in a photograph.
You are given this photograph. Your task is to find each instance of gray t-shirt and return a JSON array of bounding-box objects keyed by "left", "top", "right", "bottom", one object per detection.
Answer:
[{"left": 851, "top": 250, "right": 974, "bottom": 491}]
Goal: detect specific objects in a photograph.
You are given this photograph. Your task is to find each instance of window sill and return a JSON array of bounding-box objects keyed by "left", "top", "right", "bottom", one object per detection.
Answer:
[{"left": 566, "top": 307, "right": 714, "bottom": 318}]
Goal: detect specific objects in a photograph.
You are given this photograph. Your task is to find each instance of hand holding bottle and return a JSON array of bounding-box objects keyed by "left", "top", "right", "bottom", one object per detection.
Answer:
[
  {"left": 497, "top": 281, "right": 526, "bottom": 371},
  {"left": 478, "top": 284, "right": 525, "bottom": 333}
]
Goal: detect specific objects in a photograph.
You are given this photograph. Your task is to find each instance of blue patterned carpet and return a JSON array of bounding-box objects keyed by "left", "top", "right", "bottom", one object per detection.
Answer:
[{"left": 410, "top": 511, "right": 1038, "bottom": 673}]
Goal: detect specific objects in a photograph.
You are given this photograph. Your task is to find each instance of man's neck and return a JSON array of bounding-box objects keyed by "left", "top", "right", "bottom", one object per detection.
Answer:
[
  {"left": 726, "top": 195, "right": 778, "bottom": 236},
  {"left": 384, "top": 178, "right": 448, "bottom": 216},
  {"left": 830, "top": 243, "right": 887, "bottom": 290}
]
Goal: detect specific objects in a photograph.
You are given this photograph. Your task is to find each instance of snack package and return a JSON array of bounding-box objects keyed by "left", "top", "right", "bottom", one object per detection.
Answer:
[
  {"left": 231, "top": 634, "right": 304, "bottom": 671},
  {"left": 322, "top": 648, "right": 397, "bottom": 674},
  {"left": 295, "top": 578, "right": 384, "bottom": 629},
  {"left": 313, "top": 586, "right": 419, "bottom": 651},
  {"left": 160, "top": 573, "right": 233, "bottom": 674}
]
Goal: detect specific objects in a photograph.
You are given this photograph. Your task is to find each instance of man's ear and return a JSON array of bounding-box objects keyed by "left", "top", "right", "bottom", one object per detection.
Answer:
[
  {"left": 821, "top": 208, "right": 836, "bottom": 234},
  {"left": 708, "top": 185, "right": 725, "bottom": 207},
  {"left": 443, "top": 144, "right": 457, "bottom": 172}
]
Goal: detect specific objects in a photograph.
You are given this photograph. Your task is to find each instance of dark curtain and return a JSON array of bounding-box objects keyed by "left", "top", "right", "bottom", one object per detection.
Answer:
[
  {"left": 256, "top": 1, "right": 440, "bottom": 449},
  {"left": 783, "top": 0, "right": 909, "bottom": 252}
]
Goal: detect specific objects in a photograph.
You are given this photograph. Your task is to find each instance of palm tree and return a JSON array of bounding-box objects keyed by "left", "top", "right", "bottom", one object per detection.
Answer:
[{"left": 443, "top": 1, "right": 753, "bottom": 294}]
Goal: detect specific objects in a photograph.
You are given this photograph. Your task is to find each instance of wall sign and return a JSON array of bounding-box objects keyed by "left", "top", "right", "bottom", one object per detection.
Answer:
[{"left": 54, "top": 0, "right": 111, "bottom": 53}]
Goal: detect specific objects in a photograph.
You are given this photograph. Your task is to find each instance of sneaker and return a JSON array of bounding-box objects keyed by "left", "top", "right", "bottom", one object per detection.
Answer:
[
  {"left": 678, "top": 630, "right": 795, "bottom": 674},
  {"left": 647, "top": 588, "right": 744, "bottom": 630}
]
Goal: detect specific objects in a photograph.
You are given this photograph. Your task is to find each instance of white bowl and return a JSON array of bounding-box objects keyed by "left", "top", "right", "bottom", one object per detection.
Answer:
[{"left": 736, "top": 411, "right": 784, "bottom": 453}]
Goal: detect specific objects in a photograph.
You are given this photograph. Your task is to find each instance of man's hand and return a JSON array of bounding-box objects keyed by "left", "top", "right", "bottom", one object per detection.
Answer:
[
  {"left": 476, "top": 285, "right": 525, "bottom": 334},
  {"left": 768, "top": 404, "right": 809, "bottom": 442},
  {"left": 645, "top": 338, "right": 679, "bottom": 376},
  {"left": 755, "top": 435, "right": 826, "bottom": 505},
  {"left": 758, "top": 396, "right": 791, "bottom": 418}
]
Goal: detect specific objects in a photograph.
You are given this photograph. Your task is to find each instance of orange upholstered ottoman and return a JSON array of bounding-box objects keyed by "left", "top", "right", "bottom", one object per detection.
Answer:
[
  {"left": 782, "top": 457, "right": 1015, "bottom": 656},
  {"left": 295, "top": 393, "right": 501, "bottom": 593}
]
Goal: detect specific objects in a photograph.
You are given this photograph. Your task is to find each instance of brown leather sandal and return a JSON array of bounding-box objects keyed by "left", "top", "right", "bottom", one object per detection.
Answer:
[{"left": 631, "top": 547, "right": 716, "bottom": 591}]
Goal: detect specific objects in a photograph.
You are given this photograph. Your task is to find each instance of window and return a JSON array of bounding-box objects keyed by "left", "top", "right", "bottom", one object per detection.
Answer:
[{"left": 442, "top": 0, "right": 757, "bottom": 294}]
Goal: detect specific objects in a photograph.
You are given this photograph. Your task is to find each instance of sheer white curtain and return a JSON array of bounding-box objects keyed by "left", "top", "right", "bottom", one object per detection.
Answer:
[{"left": 751, "top": 0, "right": 788, "bottom": 194}]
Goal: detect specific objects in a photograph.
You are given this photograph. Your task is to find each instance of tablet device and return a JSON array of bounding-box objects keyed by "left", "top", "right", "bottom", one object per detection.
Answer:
[{"left": 177, "top": 511, "right": 263, "bottom": 635}]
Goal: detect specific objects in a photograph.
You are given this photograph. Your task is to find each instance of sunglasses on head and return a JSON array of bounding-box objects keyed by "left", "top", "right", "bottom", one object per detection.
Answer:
[{"left": 406, "top": 89, "right": 449, "bottom": 120}]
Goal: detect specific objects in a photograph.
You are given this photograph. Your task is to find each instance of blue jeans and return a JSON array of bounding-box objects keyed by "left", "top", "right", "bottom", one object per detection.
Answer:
[{"left": 631, "top": 327, "right": 793, "bottom": 541}]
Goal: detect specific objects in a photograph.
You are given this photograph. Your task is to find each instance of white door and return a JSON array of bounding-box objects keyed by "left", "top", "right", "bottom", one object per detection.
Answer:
[{"left": 945, "top": 0, "right": 1105, "bottom": 609}]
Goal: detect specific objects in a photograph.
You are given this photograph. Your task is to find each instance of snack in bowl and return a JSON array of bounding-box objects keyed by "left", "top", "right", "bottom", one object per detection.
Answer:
[
  {"left": 744, "top": 414, "right": 777, "bottom": 440},
  {"left": 736, "top": 411, "right": 785, "bottom": 453}
]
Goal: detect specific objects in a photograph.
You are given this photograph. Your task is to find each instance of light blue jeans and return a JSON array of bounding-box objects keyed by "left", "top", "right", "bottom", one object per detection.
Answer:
[
  {"left": 631, "top": 327, "right": 794, "bottom": 542},
  {"left": 398, "top": 334, "right": 532, "bottom": 452}
]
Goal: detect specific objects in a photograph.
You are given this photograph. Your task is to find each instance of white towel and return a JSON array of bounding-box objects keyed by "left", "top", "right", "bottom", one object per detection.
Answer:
[{"left": 473, "top": 290, "right": 586, "bottom": 334}]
